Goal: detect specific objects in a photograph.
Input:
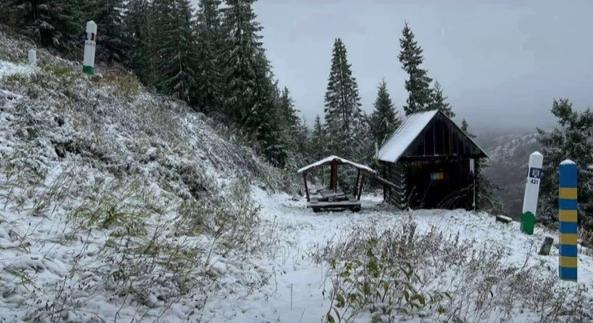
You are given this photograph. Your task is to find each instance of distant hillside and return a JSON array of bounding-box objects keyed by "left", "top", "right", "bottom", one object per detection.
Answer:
[{"left": 480, "top": 132, "right": 541, "bottom": 217}]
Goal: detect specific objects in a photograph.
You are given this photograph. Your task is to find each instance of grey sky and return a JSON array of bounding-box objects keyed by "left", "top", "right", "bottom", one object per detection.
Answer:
[{"left": 252, "top": 0, "right": 593, "bottom": 133}]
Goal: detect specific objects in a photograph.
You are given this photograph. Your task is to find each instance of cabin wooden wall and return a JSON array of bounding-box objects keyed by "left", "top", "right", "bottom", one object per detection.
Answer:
[
  {"left": 380, "top": 161, "right": 407, "bottom": 209},
  {"left": 381, "top": 158, "right": 481, "bottom": 210}
]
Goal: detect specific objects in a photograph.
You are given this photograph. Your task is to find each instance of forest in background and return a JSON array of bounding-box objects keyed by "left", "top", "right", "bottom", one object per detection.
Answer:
[{"left": 3, "top": 0, "right": 593, "bottom": 243}]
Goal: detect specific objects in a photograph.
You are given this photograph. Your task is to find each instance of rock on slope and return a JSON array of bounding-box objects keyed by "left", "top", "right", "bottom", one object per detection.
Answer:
[{"left": 0, "top": 27, "right": 290, "bottom": 322}]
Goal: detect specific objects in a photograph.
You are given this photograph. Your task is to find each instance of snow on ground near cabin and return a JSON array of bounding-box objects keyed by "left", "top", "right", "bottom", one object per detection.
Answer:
[
  {"left": 0, "top": 60, "right": 37, "bottom": 79},
  {"left": 202, "top": 188, "right": 593, "bottom": 322}
]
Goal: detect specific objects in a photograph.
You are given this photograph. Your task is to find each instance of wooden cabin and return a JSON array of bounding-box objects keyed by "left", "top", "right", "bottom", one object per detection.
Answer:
[
  {"left": 377, "top": 110, "right": 488, "bottom": 210},
  {"left": 297, "top": 156, "right": 377, "bottom": 212}
]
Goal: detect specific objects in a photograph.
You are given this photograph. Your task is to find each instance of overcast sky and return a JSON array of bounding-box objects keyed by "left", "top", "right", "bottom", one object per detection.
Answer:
[{"left": 250, "top": 0, "right": 593, "bottom": 133}]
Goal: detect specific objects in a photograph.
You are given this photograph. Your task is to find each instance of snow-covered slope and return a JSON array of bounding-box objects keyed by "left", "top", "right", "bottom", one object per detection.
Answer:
[
  {"left": 203, "top": 190, "right": 593, "bottom": 322},
  {"left": 1, "top": 27, "right": 591, "bottom": 322},
  {"left": 0, "top": 28, "right": 291, "bottom": 322}
]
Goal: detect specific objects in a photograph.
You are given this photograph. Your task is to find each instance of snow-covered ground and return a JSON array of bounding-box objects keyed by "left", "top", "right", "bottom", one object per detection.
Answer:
[
  {"left": 1, "top": 31, "right": 592, "bottom": 322},
  {"left": 201, "top": 188, "right": 593, "bottom": 322},
  {"left": 0, "top": 60, "right": 37, "bottom": 79}
]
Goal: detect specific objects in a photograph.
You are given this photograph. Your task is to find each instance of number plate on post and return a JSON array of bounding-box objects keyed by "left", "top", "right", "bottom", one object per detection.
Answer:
[{"left": 529, "top": 167, "right": 544, "bottom": 179}]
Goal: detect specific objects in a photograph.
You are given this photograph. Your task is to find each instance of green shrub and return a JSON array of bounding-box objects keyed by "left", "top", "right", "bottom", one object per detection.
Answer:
[{"left": 42, "top": 64, "right": 73, "bottom": 78}]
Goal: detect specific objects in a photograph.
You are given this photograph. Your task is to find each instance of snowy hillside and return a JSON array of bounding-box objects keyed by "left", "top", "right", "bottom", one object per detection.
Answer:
[
  {"left": 1, "top": 28, "right": 593, "bottom": 323},
  {"left": 0, "top": 29, "right": 291, "bottom": 322}
]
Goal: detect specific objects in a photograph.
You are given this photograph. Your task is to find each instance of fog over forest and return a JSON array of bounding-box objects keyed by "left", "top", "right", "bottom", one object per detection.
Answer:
[{"left": 246, "top": 0, "right": 593, "bottom": 133}]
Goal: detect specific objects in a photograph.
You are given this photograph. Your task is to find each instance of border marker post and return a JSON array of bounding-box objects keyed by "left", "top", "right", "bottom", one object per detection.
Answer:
[
  {"left": 521, "top": 151, "right": 543, "bottom": 234},
  {"left": 559, "top": 159, "right": 578, "bottom": 281},
  {"left": 82, "top": 21, "right": 97, "bottom": 75}
]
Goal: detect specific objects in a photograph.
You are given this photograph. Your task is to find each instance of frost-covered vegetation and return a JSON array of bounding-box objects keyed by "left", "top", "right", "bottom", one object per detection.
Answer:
[
  {"left": 319, "top": 222, "right": 592, "bottom": 322},
  {"left": 0, "top": 30, "right": 294, "bottom": 321}
]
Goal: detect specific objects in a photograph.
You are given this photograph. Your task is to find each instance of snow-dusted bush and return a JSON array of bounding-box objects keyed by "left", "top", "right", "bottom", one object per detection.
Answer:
[{"left": 319, "top": 222, "right": 592, "bottom": 322}]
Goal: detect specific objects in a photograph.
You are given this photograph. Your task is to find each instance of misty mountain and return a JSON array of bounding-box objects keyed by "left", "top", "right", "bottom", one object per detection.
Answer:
[{"left": 480, "top": 131, "right": 541, "bottom": 217}]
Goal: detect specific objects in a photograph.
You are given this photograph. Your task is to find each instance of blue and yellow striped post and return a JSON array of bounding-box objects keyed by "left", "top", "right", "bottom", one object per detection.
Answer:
[{"left": 559, "top": 159, "right": 578, "bottom": 281}]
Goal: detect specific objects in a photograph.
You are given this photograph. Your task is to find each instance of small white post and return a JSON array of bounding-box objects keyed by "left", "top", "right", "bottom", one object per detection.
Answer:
[
  {"left": 82, "top": 21, "right": 97, "bottom": 75},
  {"left": 28, "top": 49, "right": 37, "bottom": 66},
  {"left": 521, "top": 151, "right": 544, "bottom": 234}
]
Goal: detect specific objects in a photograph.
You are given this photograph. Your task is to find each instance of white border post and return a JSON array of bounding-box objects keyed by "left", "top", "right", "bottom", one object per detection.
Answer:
[{"left": 520, "top": 151, "right": 543, "bottom": 234}]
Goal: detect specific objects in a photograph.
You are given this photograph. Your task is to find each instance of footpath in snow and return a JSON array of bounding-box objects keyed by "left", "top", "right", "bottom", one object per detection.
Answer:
[{"left": 203, "top": 188, "right": 593, "bottom": 322}]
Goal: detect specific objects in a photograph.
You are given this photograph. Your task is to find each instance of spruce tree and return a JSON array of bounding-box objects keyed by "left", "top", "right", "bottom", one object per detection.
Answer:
[
  {"left": 91, "top": 0, "right": 129, "bottom": 63},
  {"left": 221, "top": 0, "right": 269, "bottom": 124},
  {"left": 324, "top": 38, "right": 363, "bottom": 160},
  {"left": 429, "top": 81, "right": 455, "bottom": 118},
  {"left": 310, "top": 115, "right": 326, "bottom": 161},
  {"left": 538, "top": 99, "right": 593, "bottom": 236},
  {"left": 5, "top": 0, "right": 84, "bottom": 55},
  {"left": 127, "top": 0, "right": 158, "bottom": 87},
  {"left": 220, "top": 0, "right": 286, "bottom": 166},
  {"left": 460, "top": 119, "right": 476, "bottom": 138},
  {"left": 273, "top": 87, "right": 308, "bottom": 168},
  {"left": 369, "top": 80, "right": 401, "bottom": 147},
  {"left": 153, "top": 0, "right": 197, "bottom": 102},
  {"left": 398, "top": 23, "right": 433, "bottom": 115},
  {"left": 194, "top": 0, "right": 225, "bottom": 111}
]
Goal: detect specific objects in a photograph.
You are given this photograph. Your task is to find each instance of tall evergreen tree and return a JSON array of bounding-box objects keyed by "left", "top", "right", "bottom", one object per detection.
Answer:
[
  {"left": 220, "top": 0, "right": 286, "bottom": 166},
  {"left": 221, "top": 0, "right": 269, "bottom": 123},
  {"left": 538, "top": 99, "right": 593, "bottom": 237},
  {"left": 428, "top": 81, "right": 455, "bottom": 118},
  {"left": 310, "top": 115, "right": 326, "bottom": 161},
  {"left": 275, "top": 87, "right": 308, "bottom": 167},
  {"left": 127, "top": 0, "right": 158, "bottom": 86},
  {"left": 398, "top": 23, "right": 433, "bottom": 115},
  {"left": 4, "top": 0, "right": 84, "bottom": 55},
  {"left": 369, "top": 80, "right": 401, "bottom": 147},
  {"left": 91, "top": 0, "right": 129, "bottom": 63},
  {"left": 153, "top": 0, "right": 197, "bottom": 102},
  {"left": 194, "top": 0, "right": 225, "bottom": 111},
  {"left": 324, "top": 38, "right": 363, "bottom": 160}
]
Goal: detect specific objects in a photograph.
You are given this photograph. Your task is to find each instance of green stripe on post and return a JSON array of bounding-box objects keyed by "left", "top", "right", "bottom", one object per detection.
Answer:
[{"left": 82, "top": 65, "right": 95, "bottom": 75}]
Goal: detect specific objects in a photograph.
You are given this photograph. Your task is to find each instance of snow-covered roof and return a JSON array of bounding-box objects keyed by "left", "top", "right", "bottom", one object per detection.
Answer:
[
  {"left": 378, "top": 110, "right": 438, "bottom": 163},
  {"left": 297, "top": 155, "right": 377, "bottom": 174},
  {"left": 377, "top": 110, "right": 488, "bottom": 163}
]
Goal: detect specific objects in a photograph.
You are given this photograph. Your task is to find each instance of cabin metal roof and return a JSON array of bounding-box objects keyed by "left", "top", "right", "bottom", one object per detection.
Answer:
[{"left": 377, "top": 110, "right": 488, "bottom": 163}]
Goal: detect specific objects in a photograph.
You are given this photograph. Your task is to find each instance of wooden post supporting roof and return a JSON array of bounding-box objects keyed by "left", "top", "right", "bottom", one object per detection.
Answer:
[
  {"left": 330, "top": 159, "right": 338, "bottom": 191},
  {"left": 357, "top": 175, "right": 365, "bottom": 200},
  {"left": 303, "top": 172, "right": 310, "bottom": 202},
  {"left": 353, "top": 169, "right": 361, "bottom": 197}
]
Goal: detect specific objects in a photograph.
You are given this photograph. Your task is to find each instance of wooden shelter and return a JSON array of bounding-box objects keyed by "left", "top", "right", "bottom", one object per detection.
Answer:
[
  {"left": 377, "top": 110, "right": 488, "bottom": 210},
  {"left": 297, "top": 156, "right": 377, "bottom": 212}
]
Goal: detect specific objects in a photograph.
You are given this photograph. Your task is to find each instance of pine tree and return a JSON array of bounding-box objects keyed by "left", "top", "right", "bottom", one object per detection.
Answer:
[
  {"left": 429, "top": 81, "right": 455, "bottom": 118},
  {"left": 5, "top": 0, "right": 84, "bottom": 55},
  {"left": 194, "top": 0, "right": 225, "bottom": 111},
  {"left": 153, "top": 0, "right": 197, "bottom": 102},
  {"left": 274, "top": 87, "right": 308, "bottom": 167},
  {"left": 127, "top": 0, "right": 158, "bottom": 86},
  {"left": 538, "top": 99, "right": 593, "bottom": 237},
  {"left": 221, "top": 0, "right": 269, "bottom": 124},
  {"left": 310, "top": 115, "right": 326, "bottom": 161},
  {"left": 461, "top": 119, "right": 475, "bottom": 138},
  {"left": 369, "top": 80, "right": 401, "bottom": 147},
  {"left": 91, "top": 0, "right": 129, "bottom": 63},
  {"left": 398, "top": 23, "right": 433, "bottom": 115},
  {"left": 324, "top": 38, "right": 363, "bottom": 160},
  {"left": 220, "top": 0, "right": 286, "bottom": 166}
]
